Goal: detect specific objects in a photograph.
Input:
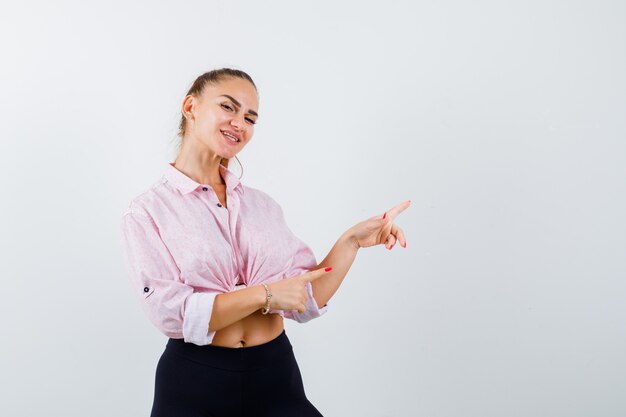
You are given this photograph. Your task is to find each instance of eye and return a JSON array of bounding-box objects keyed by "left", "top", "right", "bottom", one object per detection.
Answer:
[{"left": 221, "top": 102, "right": 256, "bottom": 124}]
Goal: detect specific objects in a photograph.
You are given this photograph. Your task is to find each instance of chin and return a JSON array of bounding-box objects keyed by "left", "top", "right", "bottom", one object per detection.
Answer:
[{"left": 221, "top": 149, "right": 240, "bottom": 160}]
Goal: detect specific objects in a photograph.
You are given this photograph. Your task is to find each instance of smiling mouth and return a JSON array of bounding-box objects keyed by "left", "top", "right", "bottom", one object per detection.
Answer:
[{"left": 221, "top": 131, "right": 240, "bottom": 143}]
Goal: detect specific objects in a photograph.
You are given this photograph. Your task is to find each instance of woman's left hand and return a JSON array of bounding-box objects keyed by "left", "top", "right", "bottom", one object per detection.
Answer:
[{"left": 347, "top": 200, "right": 411, "bottom": 250}]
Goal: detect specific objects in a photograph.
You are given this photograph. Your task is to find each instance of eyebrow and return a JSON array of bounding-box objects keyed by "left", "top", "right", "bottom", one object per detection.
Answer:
[{"left": 219, "top": 94, "right": 258, "bottom": 117}]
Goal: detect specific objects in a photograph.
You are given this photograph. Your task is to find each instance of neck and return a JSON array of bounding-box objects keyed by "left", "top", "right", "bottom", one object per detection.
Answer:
[{"left": 174, "top": 139, "right": 226, "bottom": 187}]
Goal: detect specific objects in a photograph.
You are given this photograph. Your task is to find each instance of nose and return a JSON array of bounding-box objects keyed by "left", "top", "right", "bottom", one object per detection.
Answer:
[{"left": 230, "top": 115, "right": 246, "bottom": 132}]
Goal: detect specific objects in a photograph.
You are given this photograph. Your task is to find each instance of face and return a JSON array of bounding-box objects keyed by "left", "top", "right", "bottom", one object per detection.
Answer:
[{"left": 182, "top": 77, "right": 259, "bottom": 160}]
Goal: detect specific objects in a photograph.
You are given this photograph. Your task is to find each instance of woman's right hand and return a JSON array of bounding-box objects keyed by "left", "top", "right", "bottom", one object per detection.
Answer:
[{"left": 265, "top": 267, "right": 332, "bottom": 313}]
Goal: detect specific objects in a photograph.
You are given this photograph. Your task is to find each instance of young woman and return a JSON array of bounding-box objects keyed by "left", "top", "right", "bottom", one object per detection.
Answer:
[{"left": 121, "top": 68, "right": 410, "bottom": 417}]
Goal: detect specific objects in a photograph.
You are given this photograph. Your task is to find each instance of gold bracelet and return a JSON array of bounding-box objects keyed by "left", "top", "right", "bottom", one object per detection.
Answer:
[{"left": 261, "top": 283, "right": 272, "bottom": 314}]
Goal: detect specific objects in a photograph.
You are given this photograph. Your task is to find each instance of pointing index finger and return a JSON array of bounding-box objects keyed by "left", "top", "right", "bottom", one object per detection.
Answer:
[
  {"left": 385, "top": 200, "right": 411, "bottom": 221},
  {"left": 301, "top": 266, "right": 333, "bottom": 283}
]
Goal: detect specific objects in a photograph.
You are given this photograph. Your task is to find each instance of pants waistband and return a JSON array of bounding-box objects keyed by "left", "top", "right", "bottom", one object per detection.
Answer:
[{"left": 165, "top": 329, "right": 293, "bottom": 371}]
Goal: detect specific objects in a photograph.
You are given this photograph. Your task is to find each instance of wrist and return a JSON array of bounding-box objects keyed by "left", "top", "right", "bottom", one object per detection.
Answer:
[
  {"left": 260, "top": 283, "right": 273, "bottom": 313},
  {"left": 341, "top": 228, "right": 360, "bottom": 251},
  {"left": 257, "top": 285, "right": 269, "bottom": 309}
]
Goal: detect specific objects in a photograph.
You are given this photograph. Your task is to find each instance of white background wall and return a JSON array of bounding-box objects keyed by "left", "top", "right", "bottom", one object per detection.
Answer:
[{"left": 1, "top": 1, "right": 624, "bottom": 416}]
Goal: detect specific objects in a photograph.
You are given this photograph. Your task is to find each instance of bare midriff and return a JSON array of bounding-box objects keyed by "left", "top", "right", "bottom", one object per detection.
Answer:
[
  {"left": 209, "top": 309, "right": 284, "bottom": 348},
  {"left": 208, "top": 188, "right": 284, "bottom": 348}
]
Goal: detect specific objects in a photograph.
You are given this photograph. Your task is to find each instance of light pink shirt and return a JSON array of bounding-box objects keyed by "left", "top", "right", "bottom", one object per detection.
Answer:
[{"left": 121, "top": 162, "right": 328, "bottom": 346}]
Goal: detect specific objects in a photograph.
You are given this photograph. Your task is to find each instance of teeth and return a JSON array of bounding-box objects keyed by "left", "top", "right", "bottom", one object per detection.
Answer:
[{"left": 222, "top": 131, "right": 239, "bottom": 142}]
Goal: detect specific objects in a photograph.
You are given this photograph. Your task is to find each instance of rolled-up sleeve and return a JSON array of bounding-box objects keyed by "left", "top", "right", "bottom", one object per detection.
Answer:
[{"left": 121, "top": 209, "right": 218, "bottom": 345}]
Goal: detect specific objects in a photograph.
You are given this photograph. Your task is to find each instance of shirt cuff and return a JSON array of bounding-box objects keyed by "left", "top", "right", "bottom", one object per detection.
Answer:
[{"left": 183, "top": 292, "right": 218, "bottom": 346}]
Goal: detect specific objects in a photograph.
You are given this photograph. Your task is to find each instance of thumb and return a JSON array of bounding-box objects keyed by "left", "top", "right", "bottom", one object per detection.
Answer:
[{"left": 301, "top": 266, "right": 333, "bottom": 283}]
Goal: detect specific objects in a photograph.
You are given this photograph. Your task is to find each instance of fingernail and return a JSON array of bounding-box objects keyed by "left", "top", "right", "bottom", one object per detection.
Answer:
[
  {"left": 382, "top": 212, "right": 386, "bottom": 219},
  {"left": 402, "top": 242, "right": 406, "bottom": 248},
  {"left": 324, "top": 267, "right": 333, "bottom": 272},
  {"left": 388, "top": 244, "right": 393, "bottom": 250}
]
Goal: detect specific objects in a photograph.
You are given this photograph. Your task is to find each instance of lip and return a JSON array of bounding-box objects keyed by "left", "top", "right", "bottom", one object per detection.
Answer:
[
  {"left": 221, "top": 131, "right": 241, "bottom": 147},
  {"left": 221, "top": 130, "right": 242, "bottom": 142}
]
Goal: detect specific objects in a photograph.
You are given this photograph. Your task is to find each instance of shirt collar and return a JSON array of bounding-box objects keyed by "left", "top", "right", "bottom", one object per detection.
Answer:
[{"left": 164, "top": 162, "right": 244, "bottom": 196}]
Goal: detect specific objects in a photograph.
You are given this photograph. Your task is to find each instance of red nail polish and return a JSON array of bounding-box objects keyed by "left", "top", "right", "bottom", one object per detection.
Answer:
[
  {"left": 390, "top": 244, "right": 394, "bottom": 250},
  {"left": 383, "top": 212, "right": 386, "bottom": 219},
  {"left": 402, "top": 242, "right": 406, "bottom": 248},
  {"left": 324, "top": 267, "right": 333, "bottom": 272}
]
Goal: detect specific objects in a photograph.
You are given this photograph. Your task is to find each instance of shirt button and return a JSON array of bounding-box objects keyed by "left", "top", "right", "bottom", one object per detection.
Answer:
[
  {"left": 143, "top": 287, "right": 150, "bottom": 293},
  {"left": 202, "top": 187, "right": 208, "bottom": 191},
  {"left": 217, "top": 203, "right": 222, "bottom": 207}
]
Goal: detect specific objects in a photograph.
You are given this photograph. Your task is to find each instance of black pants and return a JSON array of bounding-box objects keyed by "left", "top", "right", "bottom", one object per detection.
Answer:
[{"left": 150, "top": 329, "right": 324, "bottom": 417}]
